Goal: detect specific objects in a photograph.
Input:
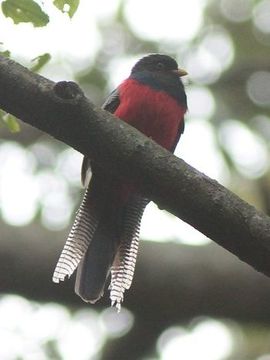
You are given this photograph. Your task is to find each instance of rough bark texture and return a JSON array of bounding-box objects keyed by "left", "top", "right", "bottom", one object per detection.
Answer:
[{"left": 1, "top": 55, "right": 270, "bottom": 279}]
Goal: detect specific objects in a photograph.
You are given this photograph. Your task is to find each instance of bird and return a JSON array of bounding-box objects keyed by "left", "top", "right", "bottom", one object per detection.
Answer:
[{"left": 52, "top": 54, "right": 188, "bottom": 311}]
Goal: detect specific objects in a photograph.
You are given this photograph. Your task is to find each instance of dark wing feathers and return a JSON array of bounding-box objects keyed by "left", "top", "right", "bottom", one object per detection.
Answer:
[
  {"left": 170, "top": 116, "right": 185, "bottom": 153},
  {"left": 80, "top": 88, "right": 120, "bottom": 187},
  {"left": 102, "top": 88, "right": 120, "bottom": 113}
]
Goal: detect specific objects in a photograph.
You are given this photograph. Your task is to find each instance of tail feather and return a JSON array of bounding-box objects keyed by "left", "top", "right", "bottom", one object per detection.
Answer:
[
  {"left": 73, "top": 176, "right": 123, "bottom": 303},
  {"left": 52, "top": 188, "right": 98, "bottom": 283},
  {"left": 110, "top": 196, "right": 148, "bottom": 311},
  {"left": 75, "top": 217, "right": 119, "bottom": 303},
  {"left": 53, "top": 172, "right": 148, "bottom": 310}
]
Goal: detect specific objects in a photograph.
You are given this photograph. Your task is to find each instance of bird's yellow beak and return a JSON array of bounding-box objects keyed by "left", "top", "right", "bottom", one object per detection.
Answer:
[{"left": 173, "top": 68, "right": 188, "bottom": 77}]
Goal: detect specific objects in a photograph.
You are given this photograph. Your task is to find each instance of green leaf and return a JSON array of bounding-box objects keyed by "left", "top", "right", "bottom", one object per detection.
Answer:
[
  {"left": 1, "top": 0, "right": 49, "bottom": 27},
  {"left": 1, "top": 113, "right": 20, "bottom": 133},
  {"left": 30, "top": 53, "right": 51, "bottom": 72},
  {"left": 53, "top": 0, "right": 79, "bottom": 18},
  {"left": 0, "top": 42, "right": 11, "bottom": 57},
  {"left": 0, "top": 50, "right": 11, "bottom": 58}
]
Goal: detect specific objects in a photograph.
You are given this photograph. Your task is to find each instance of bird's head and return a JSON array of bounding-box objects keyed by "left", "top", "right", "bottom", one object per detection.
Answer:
[{"left": 131, "top": 54, "right": 187, "bottom": 78}]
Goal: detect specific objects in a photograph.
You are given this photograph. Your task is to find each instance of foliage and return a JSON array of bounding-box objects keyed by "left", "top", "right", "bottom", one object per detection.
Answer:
[
  {"left": 0, "top": 110, "right": 20, "bottom": 132},
  {"left": 1, "top": 0, "right": 79, "bottom": 27},
  {"left": 30, "top": 53, "right": 51, "bottom": 72},
  {"left": 0, "top": 49, "right": 10, "bottom": 57},
  {"left": 53, "top": 0, "right": 80, "bottom": 18},
  {"left": 1, "top": 0, "right": 49, "bottom": 26}
]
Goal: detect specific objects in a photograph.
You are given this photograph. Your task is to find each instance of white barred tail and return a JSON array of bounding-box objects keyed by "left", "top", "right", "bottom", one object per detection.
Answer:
[
  {"left": 110, "top": 197, "right": 148, "bottom": 311},
  {"left": 52, "top": 188, "right": 98, "bottom": 283}
]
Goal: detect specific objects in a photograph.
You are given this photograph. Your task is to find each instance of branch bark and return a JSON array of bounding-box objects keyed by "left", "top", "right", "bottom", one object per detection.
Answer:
[{"left": 1, "top": 55, "right": 270, "bottom": 278}]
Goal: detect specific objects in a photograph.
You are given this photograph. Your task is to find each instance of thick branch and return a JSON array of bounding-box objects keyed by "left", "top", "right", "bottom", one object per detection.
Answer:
[{"left": 1, "top": 55, "right": 270, "bottom": 278}]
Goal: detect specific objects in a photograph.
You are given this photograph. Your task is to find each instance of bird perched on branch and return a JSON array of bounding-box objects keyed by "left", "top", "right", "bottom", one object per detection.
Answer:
[{"left": 53, "top": 54, "right": 188, "bottom": 311}]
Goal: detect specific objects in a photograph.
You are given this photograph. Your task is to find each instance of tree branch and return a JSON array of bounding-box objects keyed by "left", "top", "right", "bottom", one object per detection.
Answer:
[{"left": 1, "top": 55, "right": 270, "bottom": 278}]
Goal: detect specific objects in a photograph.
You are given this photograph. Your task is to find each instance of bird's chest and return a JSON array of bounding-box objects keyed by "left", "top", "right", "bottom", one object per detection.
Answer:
[{"left": 115, "top": 79, "right": 185, "bottom": 150}]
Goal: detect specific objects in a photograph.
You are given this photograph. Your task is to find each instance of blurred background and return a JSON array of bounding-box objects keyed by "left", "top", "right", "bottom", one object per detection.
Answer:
[{"left": 0, "top": 0, "right": 270, "bottom": 359}]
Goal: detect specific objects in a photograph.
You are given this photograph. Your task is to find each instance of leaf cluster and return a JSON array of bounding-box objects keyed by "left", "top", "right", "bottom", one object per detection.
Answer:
[{"left": 1, "top": 0, "right": 79, "bottom": 26}]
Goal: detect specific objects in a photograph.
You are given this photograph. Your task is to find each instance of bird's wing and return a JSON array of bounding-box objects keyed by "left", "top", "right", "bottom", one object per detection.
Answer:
[
  {"left": 170, "top": 116, "right": 185, "bottom": 153},
  {"left": 81, "top": 88, "right": 120, "bottom": 188},
  {"left": 102, "top": 88, "right": 120, "bottom": 113}
]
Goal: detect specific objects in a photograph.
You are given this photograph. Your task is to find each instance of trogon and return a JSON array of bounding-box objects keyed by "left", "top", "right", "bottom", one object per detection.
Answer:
[{"left": 53, "top": 54, "right": 188, "bottom": 311}]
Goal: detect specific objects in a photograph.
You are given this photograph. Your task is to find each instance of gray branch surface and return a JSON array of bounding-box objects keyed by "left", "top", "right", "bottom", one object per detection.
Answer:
[{"left": 1, "top": 55, "right": 270, "bottom": 277}]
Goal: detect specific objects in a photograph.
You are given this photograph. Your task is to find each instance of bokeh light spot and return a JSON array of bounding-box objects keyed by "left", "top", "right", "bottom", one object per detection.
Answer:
[
  {"left": 0, "top": 142, "right": 38, "bottom": 226},
  {"left": 220, "top": 0, "right": 252, "bottom": 23},
  {"left": 0, "top": 295, "right": 105, "bottom": 360},
  {"left": 200, "top": 28, "right": 234, "bottom": 69},
  {"left": 56, "top": 148, "right": 82, "bottom": 186},
  {"left": 247, "top": 71, "right": 270, "bottom": 107},
  {"left": 101, "top": 307, "right": 134, "bottom": 338},
  {"left": 107, "top": 55, "right": 143, "bottom": 89},
  {"left": 187, "top": 27, "right": 234, "bottom": 84},
  {"left": 57, "top": 309, "right": 104, "bottom": 360},
  {"left": 253, "top": 0, "right": 270, "bottom": 34},
  {"left": 124, "top": 0, "right": 205, "bottom": 42},
  {"left": 141, "top": 202, "right": 210, "bottom": 246},
  {"left": 158, "top": 319, "right": 233, "bottom": 360},
  {"left": 30, "top": 141, "right": 59, "bottom": 168},
  {"left": 177, "top": 119, "right": 229, "bottom": 183},
  {"left": 219, "top": 119, "right": 269, "bottom": 178},
  {"left": 36, "top": 171, "right": 73, "bottom": 230},
  {"left": 257, "top": 355, "right": 270, "bottom": 360},
  {"left": 186, "top": 86, "right": 216, "bottom": 118}
]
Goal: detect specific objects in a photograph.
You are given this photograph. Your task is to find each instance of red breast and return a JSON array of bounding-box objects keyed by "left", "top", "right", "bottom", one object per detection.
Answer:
[{"left": 115, "top": 78, "right": 186, "bottom": 151}]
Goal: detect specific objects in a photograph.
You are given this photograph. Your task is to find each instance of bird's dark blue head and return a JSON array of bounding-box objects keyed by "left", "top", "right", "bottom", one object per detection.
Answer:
[{"left": 130, "top": 54, "right": 187, "bottom": 106}]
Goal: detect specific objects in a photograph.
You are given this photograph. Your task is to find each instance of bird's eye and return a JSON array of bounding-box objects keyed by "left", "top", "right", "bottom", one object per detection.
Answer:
[{"left": 156, "top": 62, "right": 165, "bottom": 70}]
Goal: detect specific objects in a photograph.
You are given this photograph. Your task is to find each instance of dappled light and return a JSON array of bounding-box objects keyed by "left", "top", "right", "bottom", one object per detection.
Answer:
[
  {"left": 57, "top": 309, "right": 104, "bottom": 360},
  {"left": 186, "top": 86, "right": 216, "bottom": 118},
  {"left": 0, "top": 1, "right": 101, "bottom": 71},
  {"left": 107, "top": 56, "right": 141, "bottom": 89},
  {"left": 185, "top": 27, "right": 234, "bottom": 85},
  {"left": 0, "top": 142, "right": 80, "bottom": 229},
  {"left": 247, "top": 71, "right": 270, "bottom": 107},
  {"left": 124, "top": 0, "right": 205, "bottom": 42},
  {"left": 0, "top": 142, "right": 38, "bottom": 225},
  {"left": 100, "top": 307, "right": 134, "bottom": 338},
  {"left": 220, "top": 0, "right": 253, "bottom": 23},
  {"left": 199, "top": 28, "right": 235, "bottom": 72},
  {"left": 253, "top": 0, "right": 270, "bottom": 34},
  {"left": 141, "top": 202, "right": 210, "bottom": 246},
  {"left": 219, "top": 119, "right": 269, "bottom": 178},
  {"left": 157, "top": 319, "right": 234, "bottom": 360},
  {"left": 177, "top": 119, "right": 230, "bottom": 183},
  {"left": 0, "top": 295, "right": 104, "bottom": 360},
  {"left": 2, "top": 294, "right": 270, "bottom": 359},
  {"left": 258, "top": 355, "right": 270, "bottom": 360}
]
